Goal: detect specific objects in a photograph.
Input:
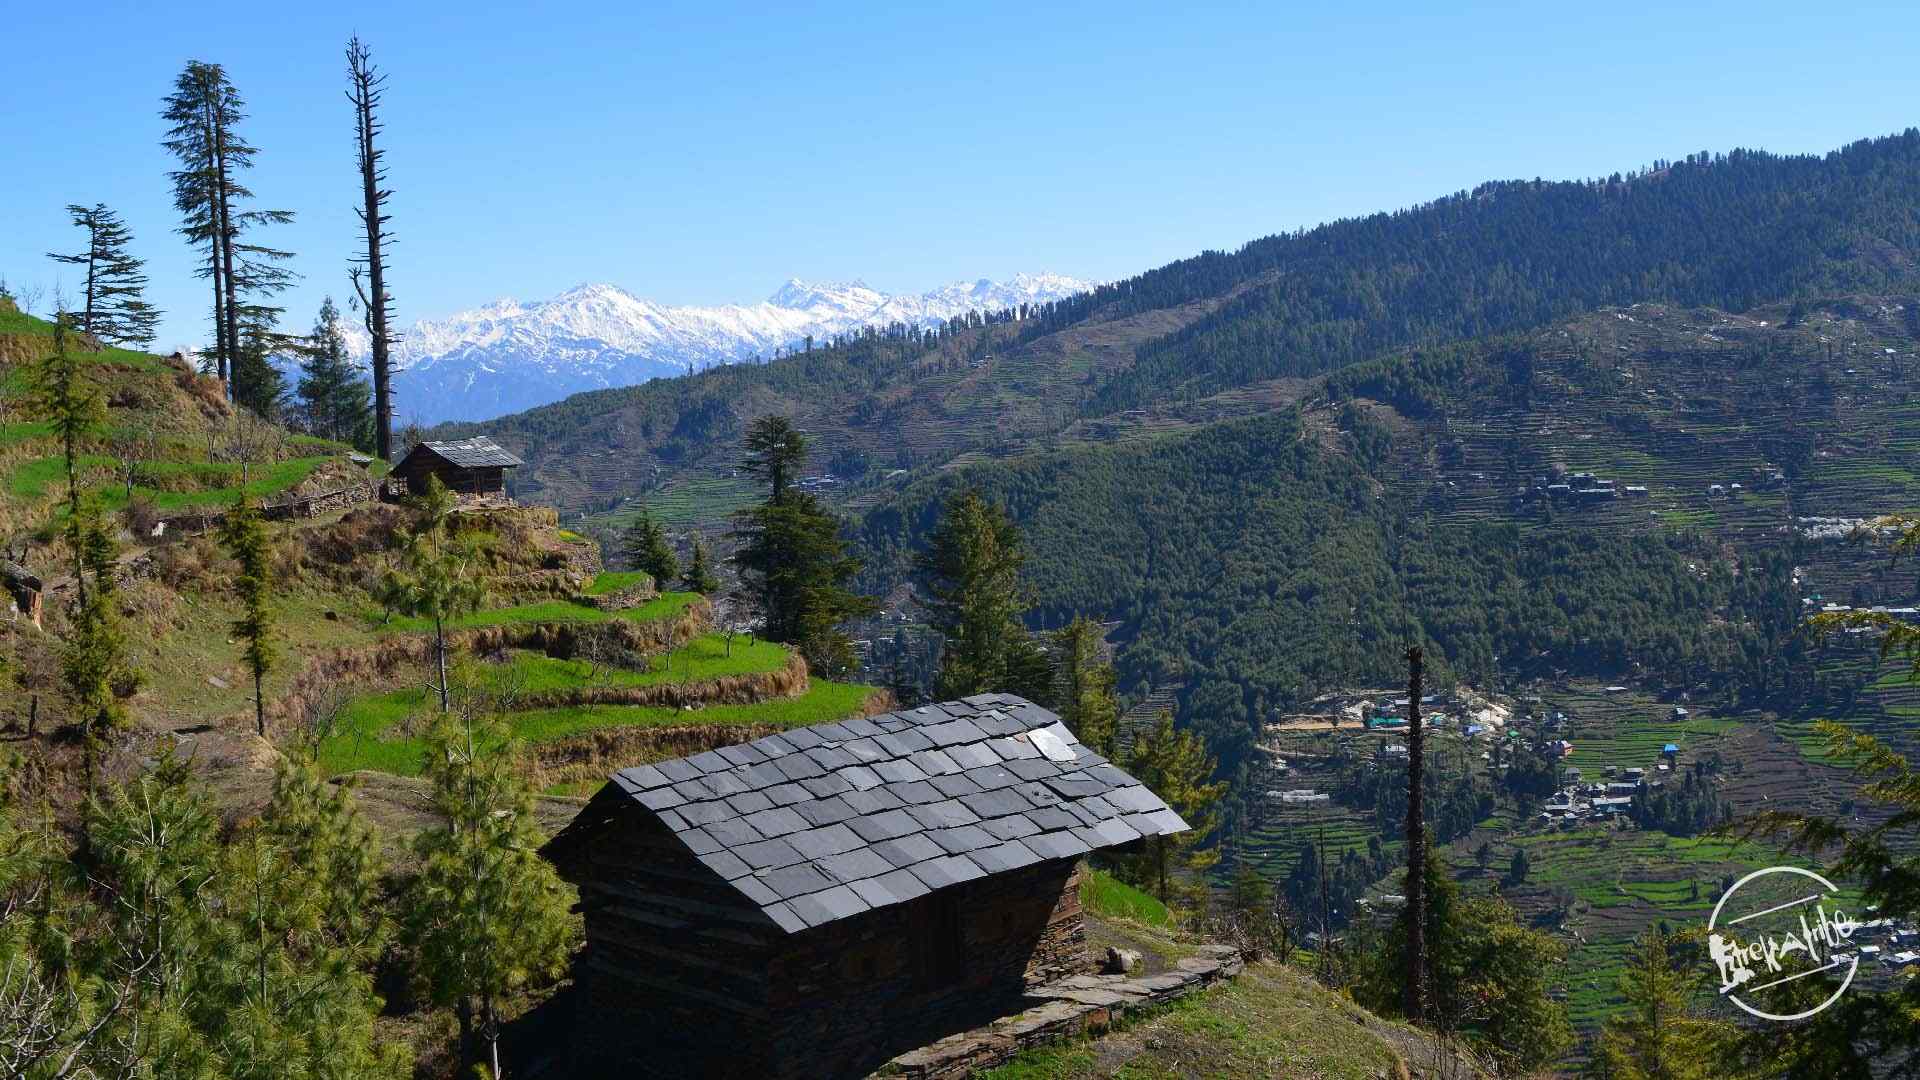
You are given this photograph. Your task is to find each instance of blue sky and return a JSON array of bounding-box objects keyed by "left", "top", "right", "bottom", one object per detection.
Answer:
[{"left": 4, "top": 0, "right": 1919, "bottom": 351}]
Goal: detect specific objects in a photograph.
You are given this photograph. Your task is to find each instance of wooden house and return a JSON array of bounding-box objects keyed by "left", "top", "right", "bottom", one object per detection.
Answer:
[
  {"left": 391, "top": 437, "right": 522, "bottom": 499},
  {"left": 540, "top": 694, "right": 1188, "bottom": 1079}
]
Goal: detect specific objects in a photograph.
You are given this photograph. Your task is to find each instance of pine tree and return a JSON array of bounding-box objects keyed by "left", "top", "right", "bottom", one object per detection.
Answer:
[
  {"left": 682, "top": 536, "right": 719, "bottom": 594},
  {"left": 346, "top": 35, "right": 399, "bottom": 462},
  {"left": 1590, "top": 927, "right": 1728, "bottom": 1080},
  {"left": 731, "top": 416, "right": 876, "bottom": 673},
  {"left": 1125, "top": 710, "right": 1226, "bottom": 903},
  {"left": 296, "top": 296, "right": 374, "bottom": 449},
  {"left": 621, "top": 505, "right": 678, "bottom": 586},
  {"left": 1053, "top": 615, "right": 1119, "bottom": 756},
  {"left": 62, "top": 503, "right": 139, "bottom": 791},
  {"left": 217, "top": 493, "right": 276, "bottom": 737},
  {"left": 25, "top": 317, "right": 106, "bottom": 551},
  {"left": 377, "top": 476, "right": 485, "bottom": 710},
  {"left": 403, "top": 706, "right": 575, "bottom": 1076},
  {"left": 917, "top": 489, "right": 1040, "bottom": 700},
  {"left": 161, "top": 61, "right": 297, "bottom": 399},
  {"left": 46, "top": 203, "right": 162, "bottom": 346}
]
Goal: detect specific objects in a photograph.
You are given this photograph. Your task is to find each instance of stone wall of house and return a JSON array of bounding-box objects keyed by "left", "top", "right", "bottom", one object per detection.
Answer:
[{"left": 760, "top": 859, "right": 1086, "bottom": 1080}]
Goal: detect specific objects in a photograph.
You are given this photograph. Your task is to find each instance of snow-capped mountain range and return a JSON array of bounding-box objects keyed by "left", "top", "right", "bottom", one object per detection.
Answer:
[{"left": 334, "top": 273, "right": 1092, "bottom": 425}]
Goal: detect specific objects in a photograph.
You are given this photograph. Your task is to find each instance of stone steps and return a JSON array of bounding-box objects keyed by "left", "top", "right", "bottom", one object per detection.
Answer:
[{"left": 879, "top": 944, "right": 1244, "bottom": 1079}]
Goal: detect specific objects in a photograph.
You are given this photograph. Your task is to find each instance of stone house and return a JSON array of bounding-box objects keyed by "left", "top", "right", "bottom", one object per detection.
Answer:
[
  {"left": 540, "top": 694, "right": 1188, "bottom": 1079},
  {"left": 390, "top": 437, "right": 522, "bottom": 500}
]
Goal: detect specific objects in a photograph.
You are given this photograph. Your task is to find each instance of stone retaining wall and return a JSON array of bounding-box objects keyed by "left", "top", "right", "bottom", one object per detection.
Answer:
[{"left": 882, "top": 944, "right": 1246, "bottom": 1079}]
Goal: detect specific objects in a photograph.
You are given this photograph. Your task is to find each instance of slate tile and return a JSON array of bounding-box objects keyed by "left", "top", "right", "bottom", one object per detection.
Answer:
[
  {"left": 871, "top": 715, "right": 913, "bottom": 734},
  {"left": 910, "top": 855, "right": 985, "bottom": 890},
  {"left": 806, "top": 746, "right": 858, "bottom": 771},
  {"left": 923, "top": 718, "right": 989, "bottom": 746},
  {"left": 1073, "top": 746, "right": 1109, "bottom": 767},
  {"left": 1120, "top": 812, "right": 1166, "bottom": 837},
  {"left": 929, "top": 824, "right": 995, "bottom": 854},
  {"left": 793, "top": 884, "right": 872, "bottom": 926},
  {"left": 687, "top": 750, "right": 733, "bottom": 775},
  {"left": 700, "top": 772, "right": 751, "bottom": 799},
  {"left": 716, "top": 743, "right": 766, "bottom": 767},
  {"left": 985, "top": 736, "right": 1040, "bottom": 761},
  {"left": 744, "top": 807, "right": 809, "bottom": 838},
  {"left": 960, "top": 693, "right": 999, "bottom": 707},
  {"left": 782, "top": 726, "right": 827, "bottom": 750},
  {"left": 1027, "top": 807, "right": 1078, "bottom": 832},
  {"left": 755, "top": 732, "right": 797, "bottom": 755},
  {"left": 1024, "top": 831, "right": 1091, "bottom": 861},
  {"left": 872, "top": 759, "right": 930, "bottom": 784},
  {"left": 945, "top": 743, "right": 999, "bottom": 770},
  {"left": 961, "top": 789, "right": 1034, "bottom": 820},
  {"left": 617, "top": 764, "right": 670, "bottom": 790},
  {"left": 656, "top": 758, "right": 702, "bottom": 783},
  {"left": 772, "top": 755, "right": 826, "bottom": 782},
  {"left": 819, "top": 848, "right": 894, "bottom": 884},
  {"left": 836, "top": 765, "right": 883, "bottom": 791},
  {"left": 794, "top": 797, "right": 857, "bottom": 828},
  {"left": 1016, "top": 782, "right": 1062, "bottom": 807},
  {"left": 637, "top": 787, "right": 687, "bottom": 812},
  {"left": 841, "top": 787, "right": 904, "bottom": 815},
  {"left": 1086, "top": 764, "right": 1133, "bottom": 788},
  {"left": 1078, "top": 795, "right": 1119, "bottom": 821},
  {"left": 696, "top": 850, "right": 752, "bottom": 881},
  {"left": 809, "top": 722, "right": 853, "bottom": 743},
  {"left": 874, "top": 730, "right": 934, "bottom": 755},
  {"left": 982, "top": 814, "right": 1041, "bottom": 841},
  {"left": 787, "top": 823, "right": 863, "bottom": 861},
  {"left": 875, "top": 868, "right": 932, "bottom": 903},
  {"left": 907, "top": 800, "right": 981, "bottom": 831},
  {"left": 725, "top": 791, "right": 775, "bottom": 816},
  {"left": 735, "top": 837, "right": 804, "bottom": 870},
  {"left": 848, "top": 878, "right": 898, "bottom": 909},
  {"left": 839, "top": 716, "right": 882, "bottom": 738},
  {"left": 1043, "top": 774, "right": 1106, "bottom": 800},
  {"left": 971, "top": 839, "right": 1042, "bottom": 874},
  {"left": 762, "top": 862, "right": 836, "bottom": 899},
  {"left": 1064, "top": 804, "right": 1102, "bottom": 828},
  {"left": 800, "top": 773, "right": 854, "bottom": 798},
  {"left": 672, "top": 778, "right": 716, "bottom": 802},
  {"left": 739, "top": 762, "right": 787, "bottom": 790},
  {"left": 657, "top": 808, "right": 688, "bottom": 831},
  {"left": 763, "top": 902, "right": 807, "bottom": 934},
  {"left": 872, "top": 833, "right": 945, "bottom": 868},
  {"left": 703, "top": 818, "right": 765, "bottom": 849},
  {"left": 676, "top": 801, "right": 731, "bottom": 827},
  {"left": 1144, "top": 808, "right": 1189, "bottom": 834},
  {"left": 847, "top": 810, "right": 921, "bottom": 843},
  {"left": 679, "top": 828, "right": 723, "bottom": 856},
  {"left": 1104, "top": 785, "right": 1165, "bottom": 813},
  {"left": 764, "top": 783, "right": 813, "bottom": 807},
  {"left": 1005, "top": 758, "right": 1063, "bottom": 782},
  {"left": 929, "top": 773, "right": 983, "bottom": 798},
  {"left": 841, "top": 738, "right": 888, "bottom": 763},
  {"left": 973, "top": 711, "right": 1027, "bottom": 737},
  {"left": 968, "top": 766, "right": 1020, "bottom": 791},
  {"left": 910, "top": 749, "right": 963, "bottom": 776},
  {"left": 886, "top": 781, "right": 939, "bottom": 805},
  {"left": 1005, "top": 701, "right": 1059, "bottom": 729},
  {"left": 734, "top": 875, "right": 782, "bottom": 907}
]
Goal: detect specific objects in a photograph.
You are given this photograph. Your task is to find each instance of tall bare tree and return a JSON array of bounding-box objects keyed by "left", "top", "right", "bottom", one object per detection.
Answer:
[
  {"left": 46, "top": 203, "right": 161, "bottom": 346},
  {"left": 1403, "top": 645, "right": 1427, "bottom": 1023},
  {"left": 347, "top": 36, "right": 398, "bottom": 461}
]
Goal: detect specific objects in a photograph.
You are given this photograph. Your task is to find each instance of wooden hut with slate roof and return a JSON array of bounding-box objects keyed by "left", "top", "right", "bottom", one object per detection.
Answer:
[
  {"left": 391, "top": 436, "right": 522, "bottom": 499},
  {"left": 540, "top": 693, "right": 1188, "bottom": 1079}
]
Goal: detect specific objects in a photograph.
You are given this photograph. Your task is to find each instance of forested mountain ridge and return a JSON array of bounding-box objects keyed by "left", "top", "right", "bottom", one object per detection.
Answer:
[{"left": 456, "top": 131, "right": 1920, "bottom": 524}]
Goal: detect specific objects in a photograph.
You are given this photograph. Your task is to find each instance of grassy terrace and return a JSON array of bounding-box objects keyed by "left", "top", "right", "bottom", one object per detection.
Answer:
[
  {"left": 319, "top": 676, "right": 872, "bottom": 777},
  {"left": 1078, "top": 868, "right": 1171, "bottom": 927},
  {"left": 374, "top": 589, "right": 700, "bottom": 634}
]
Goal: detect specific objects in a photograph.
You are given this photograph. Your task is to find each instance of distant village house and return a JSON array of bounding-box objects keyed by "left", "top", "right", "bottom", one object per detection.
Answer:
[{"left": 390, "top": 436, "right": 522, "bottom": 501}]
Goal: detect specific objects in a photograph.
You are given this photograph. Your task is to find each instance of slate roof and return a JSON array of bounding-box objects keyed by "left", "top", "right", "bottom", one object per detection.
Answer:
[
  {"left": 412, "top": 436, "right": 523, "bottom": 469},
  {"left": 592, "top": 694, "right": 1188, "bottom": 934}
]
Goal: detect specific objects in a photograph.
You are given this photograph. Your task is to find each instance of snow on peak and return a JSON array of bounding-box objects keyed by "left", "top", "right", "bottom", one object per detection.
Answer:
[{"left": 354, "top": 272, "right": 1092, "bottom": 425}]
